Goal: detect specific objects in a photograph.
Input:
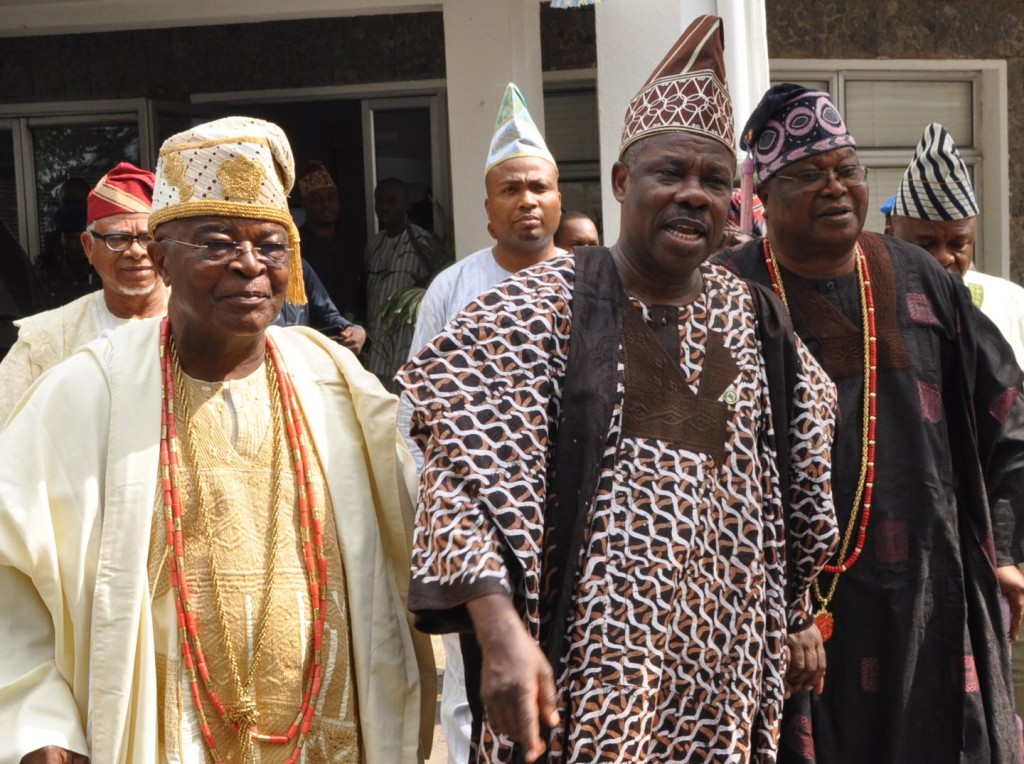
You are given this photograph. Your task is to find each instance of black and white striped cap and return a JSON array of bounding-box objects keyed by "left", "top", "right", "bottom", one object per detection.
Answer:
[{"left": 893, "top": 122, "right": 978, "bottom": 221}]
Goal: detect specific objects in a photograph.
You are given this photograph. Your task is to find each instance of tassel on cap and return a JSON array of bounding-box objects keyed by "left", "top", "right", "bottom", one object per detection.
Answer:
[{"left": 739, "top": 156, "right": 755, "bottom": 234}]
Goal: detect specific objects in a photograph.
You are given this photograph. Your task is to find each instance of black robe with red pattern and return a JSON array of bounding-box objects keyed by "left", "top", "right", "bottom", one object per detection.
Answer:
[
  {"left": 399, "top": 249, "right": 839, "bottom": 763},
  {"left": 716, "top": 233, "right": 1024, "bottom": 764}
]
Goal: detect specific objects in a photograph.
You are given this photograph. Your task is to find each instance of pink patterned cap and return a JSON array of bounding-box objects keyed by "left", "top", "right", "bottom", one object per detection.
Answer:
[{"left": 740, "top": 84, "right": 857, "bottom": 182}]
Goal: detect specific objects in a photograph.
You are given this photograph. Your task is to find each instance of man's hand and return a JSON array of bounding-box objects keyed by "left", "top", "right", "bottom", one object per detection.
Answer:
[
  {"left": 784, "top": 621, "right": 826, "bottom": 698},
  {"left": 21, "top": 747, "right": 89, "bottom": 763},
  {"left": 338, "top": 325, "right": 367, "bottom": 355},
  {"left": 997, "top": 564, "right": 1024, "bottom": 641},
  {"left": 467, "top": 594, "right": 559, "bottom": 763}
]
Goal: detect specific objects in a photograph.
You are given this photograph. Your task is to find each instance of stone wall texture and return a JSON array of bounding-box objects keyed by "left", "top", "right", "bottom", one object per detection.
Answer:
[
  {"left": 765, "top": 0, "right": 1024, "bottom": 279},
  {"left": 0, "top": 14, "right": 448, "bottom": 103}
]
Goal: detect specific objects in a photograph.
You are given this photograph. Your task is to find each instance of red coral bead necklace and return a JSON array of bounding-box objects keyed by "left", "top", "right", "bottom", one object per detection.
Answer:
[
  {"left": 763, "top": 240, "right": 878, "bottom": 643},
  {"left": 159, "top": 316, "right": 328, "bottom": 763}
]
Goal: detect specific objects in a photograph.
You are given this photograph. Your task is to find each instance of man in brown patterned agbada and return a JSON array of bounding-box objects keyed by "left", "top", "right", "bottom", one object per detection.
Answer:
[{"left": 399, "top": 16, "right": 839, "bottom": 764}]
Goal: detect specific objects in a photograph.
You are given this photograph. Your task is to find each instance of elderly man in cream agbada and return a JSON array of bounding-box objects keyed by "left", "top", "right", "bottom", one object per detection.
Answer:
[{"left": 0, "top": 116, "right": 433, "bottom": 764}]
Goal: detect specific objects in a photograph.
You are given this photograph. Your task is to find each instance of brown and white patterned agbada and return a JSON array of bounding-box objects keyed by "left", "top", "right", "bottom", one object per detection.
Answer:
[{"left": 399, "top": 255, "right": 838, "bottom": 762}]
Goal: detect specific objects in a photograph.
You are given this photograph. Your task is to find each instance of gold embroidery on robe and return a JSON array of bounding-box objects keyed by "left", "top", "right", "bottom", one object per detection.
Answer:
[{"left": 148, "top": 367, "right": 361, "bottom": 762}]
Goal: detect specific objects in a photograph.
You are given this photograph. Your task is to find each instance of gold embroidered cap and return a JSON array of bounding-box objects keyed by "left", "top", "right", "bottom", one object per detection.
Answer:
[
  {"left": 297, "top": 160, "right": 337, "bottom": 198},
  {"left": 150, "top": 116, "right": 305, "bottom": 304},
  {"left": 619, "top": 15, "right": 735, "bottom": 158}
]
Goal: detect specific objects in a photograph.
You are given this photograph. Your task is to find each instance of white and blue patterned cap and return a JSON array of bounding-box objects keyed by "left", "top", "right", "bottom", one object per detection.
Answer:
[
  {"left": 893, "top": 123, "right": 978, "bottom": 221},
  {"left": 484, "top": 83, "right": 557, "bottom": 175}
]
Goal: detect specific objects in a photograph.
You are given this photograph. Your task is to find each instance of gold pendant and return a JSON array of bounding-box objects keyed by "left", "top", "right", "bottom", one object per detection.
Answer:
[
  {"left": 814, "top": 609, "right": 834, "bottom": 643},
  {"left": 228, "top": 693, "right": 260, "bottom": 730}
]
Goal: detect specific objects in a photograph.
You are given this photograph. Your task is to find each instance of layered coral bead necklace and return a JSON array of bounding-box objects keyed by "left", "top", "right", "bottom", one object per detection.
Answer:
[
  {"left": 763, "top": 240, "right": 878, "bottom": 642},
  {"left": 159, "top": 316, "right": 328, "bottom": 763}
]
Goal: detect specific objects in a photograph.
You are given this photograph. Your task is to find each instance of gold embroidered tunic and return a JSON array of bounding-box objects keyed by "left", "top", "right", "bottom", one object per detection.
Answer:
[{"left": 149, "top": 364, "right": 361, "bottom": 762}]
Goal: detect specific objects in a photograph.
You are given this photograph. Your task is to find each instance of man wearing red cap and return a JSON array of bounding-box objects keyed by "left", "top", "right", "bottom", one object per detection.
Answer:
[
  {"left": 0, "top": 161, "right": 167, "bottom": 424},
  {"left": 400, "top": 16, "right": 838, "bottom": 763}
]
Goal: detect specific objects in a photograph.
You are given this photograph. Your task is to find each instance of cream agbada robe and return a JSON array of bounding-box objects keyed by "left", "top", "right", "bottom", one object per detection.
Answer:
[
  {"left": 0, "top": 318, "right": 435, "bottom": 763},
  {"left": 0, "top": 290, "right": 126, "bottom": 426}
]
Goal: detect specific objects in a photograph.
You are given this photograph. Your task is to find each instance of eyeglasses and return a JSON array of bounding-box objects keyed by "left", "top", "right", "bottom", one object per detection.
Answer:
[
  {"left": 773, "top": 165, "right": 869, "bottom": 192},
  {"left": 89, "top": 230, "right": 153, "bottom": 252},
  {"left": 157, "top": 236, "right": 291, "bottom": 267}
]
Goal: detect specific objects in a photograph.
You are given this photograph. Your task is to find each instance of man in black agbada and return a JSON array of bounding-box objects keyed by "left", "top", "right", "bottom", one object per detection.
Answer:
[{"left": 717, "top": 83, "right": 1024, "bottom": 764}]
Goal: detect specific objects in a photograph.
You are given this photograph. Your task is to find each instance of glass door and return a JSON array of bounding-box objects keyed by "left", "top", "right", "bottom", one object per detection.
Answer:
[{"left": 363, "top": 94, "right": 450, "bottom": 243}]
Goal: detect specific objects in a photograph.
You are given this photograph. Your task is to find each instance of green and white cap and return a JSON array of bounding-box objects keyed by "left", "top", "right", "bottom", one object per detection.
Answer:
[{"left": 484, "top": 83, "right": 557, "bottom": 175}]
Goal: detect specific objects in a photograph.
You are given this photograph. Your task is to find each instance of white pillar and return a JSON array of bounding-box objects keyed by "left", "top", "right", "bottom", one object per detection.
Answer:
[
  {"left": 442, "top": 0, "right": 546, "bottom": 258},
  {"left": 594, "top": 0, "right": 768, "bottom": 245},
  {"left": 717, "top": 0, "right": 770, "bottom": 150}
]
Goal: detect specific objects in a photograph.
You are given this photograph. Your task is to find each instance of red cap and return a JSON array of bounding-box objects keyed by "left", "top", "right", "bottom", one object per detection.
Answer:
[{"left": 86, "top": 162, "right": 155, "bottom": 226}]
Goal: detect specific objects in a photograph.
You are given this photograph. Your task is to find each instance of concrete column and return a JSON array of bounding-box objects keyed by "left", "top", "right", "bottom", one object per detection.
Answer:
[
  {"left": 717, "top": 0, "right": 770, "bottom": 147},
  {"left": 594, "top": 0, "right": 767, "bottom": 245},
  {"left": 442, "top": 0, "right": 545, "bottom": 257}
]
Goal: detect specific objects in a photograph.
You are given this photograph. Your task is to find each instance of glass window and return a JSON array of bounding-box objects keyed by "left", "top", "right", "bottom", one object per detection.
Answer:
[
  {"left": 545, "top": 88, "right": 602, "bottom": 240},
  {"left": 32, "top": 123, "right": 140, "bottom": 246},
  {"left": 372, "top": 107, "right": 435, "bottom": 232},
  {"left": 844, "top": 80, "right": 973, "bottom": 148},
  {"left": 0, "top": 128, "right": 17, "bottom": 242},
  {"left": 545, "top": 90, "right": 600, "bottom": 164}
]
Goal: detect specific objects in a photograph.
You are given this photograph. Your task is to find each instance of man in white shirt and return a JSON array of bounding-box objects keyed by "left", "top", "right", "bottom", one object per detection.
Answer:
[{"left": 403, "top": 82, "right": 564, "bottom": 763}]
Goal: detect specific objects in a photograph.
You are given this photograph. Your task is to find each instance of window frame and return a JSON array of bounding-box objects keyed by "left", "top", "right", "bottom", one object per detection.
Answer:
[{"left": 0, "top": 98, "right": 150, "bottom": 260}]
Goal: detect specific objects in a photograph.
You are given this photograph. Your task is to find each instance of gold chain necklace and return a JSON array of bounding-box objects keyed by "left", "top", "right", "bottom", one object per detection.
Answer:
[
  {"left": 763, "top": 240, "right": 879, "bottom": 642},
  {"left": 172, "top": 343, "right": 287, "bottom": 760}
]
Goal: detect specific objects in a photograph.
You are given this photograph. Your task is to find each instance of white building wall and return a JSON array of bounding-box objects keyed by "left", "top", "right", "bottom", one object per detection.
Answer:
[{"left": 441, "top": 0, "right": 546, "bottom": 256}]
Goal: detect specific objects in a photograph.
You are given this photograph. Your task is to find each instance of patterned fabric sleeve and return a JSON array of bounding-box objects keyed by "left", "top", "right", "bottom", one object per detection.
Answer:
[
  {"left": 784, "top": 338, "right": 839, "bottom": 628},
  {"left": 396, "top": 262, "right": 574, "bottom": 634}
]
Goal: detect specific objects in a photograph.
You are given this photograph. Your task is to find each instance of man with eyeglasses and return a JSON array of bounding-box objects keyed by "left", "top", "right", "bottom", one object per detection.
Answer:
[
  {"left": 0, "top": 161, "right": 168, "bottom": 425},
  {"left": 0, "top": 116, "right": 434, "bottom": 763},
  {"left": 716, "top": 84, "right": 1024, "bottom": 764}
]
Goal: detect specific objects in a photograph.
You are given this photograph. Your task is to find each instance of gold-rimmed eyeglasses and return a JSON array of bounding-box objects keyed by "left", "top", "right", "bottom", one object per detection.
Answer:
[
  {"left": 773, "top": 165, "right": 869, "bottom": 193},
  {"left": 157, "top": 237, "right": 291, "bottom": 267}
]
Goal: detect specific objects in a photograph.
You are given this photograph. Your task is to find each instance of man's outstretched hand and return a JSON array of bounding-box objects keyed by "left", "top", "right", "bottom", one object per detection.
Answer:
[{"left": 468, "top": 593, "right": 560, "bottom": 763}]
